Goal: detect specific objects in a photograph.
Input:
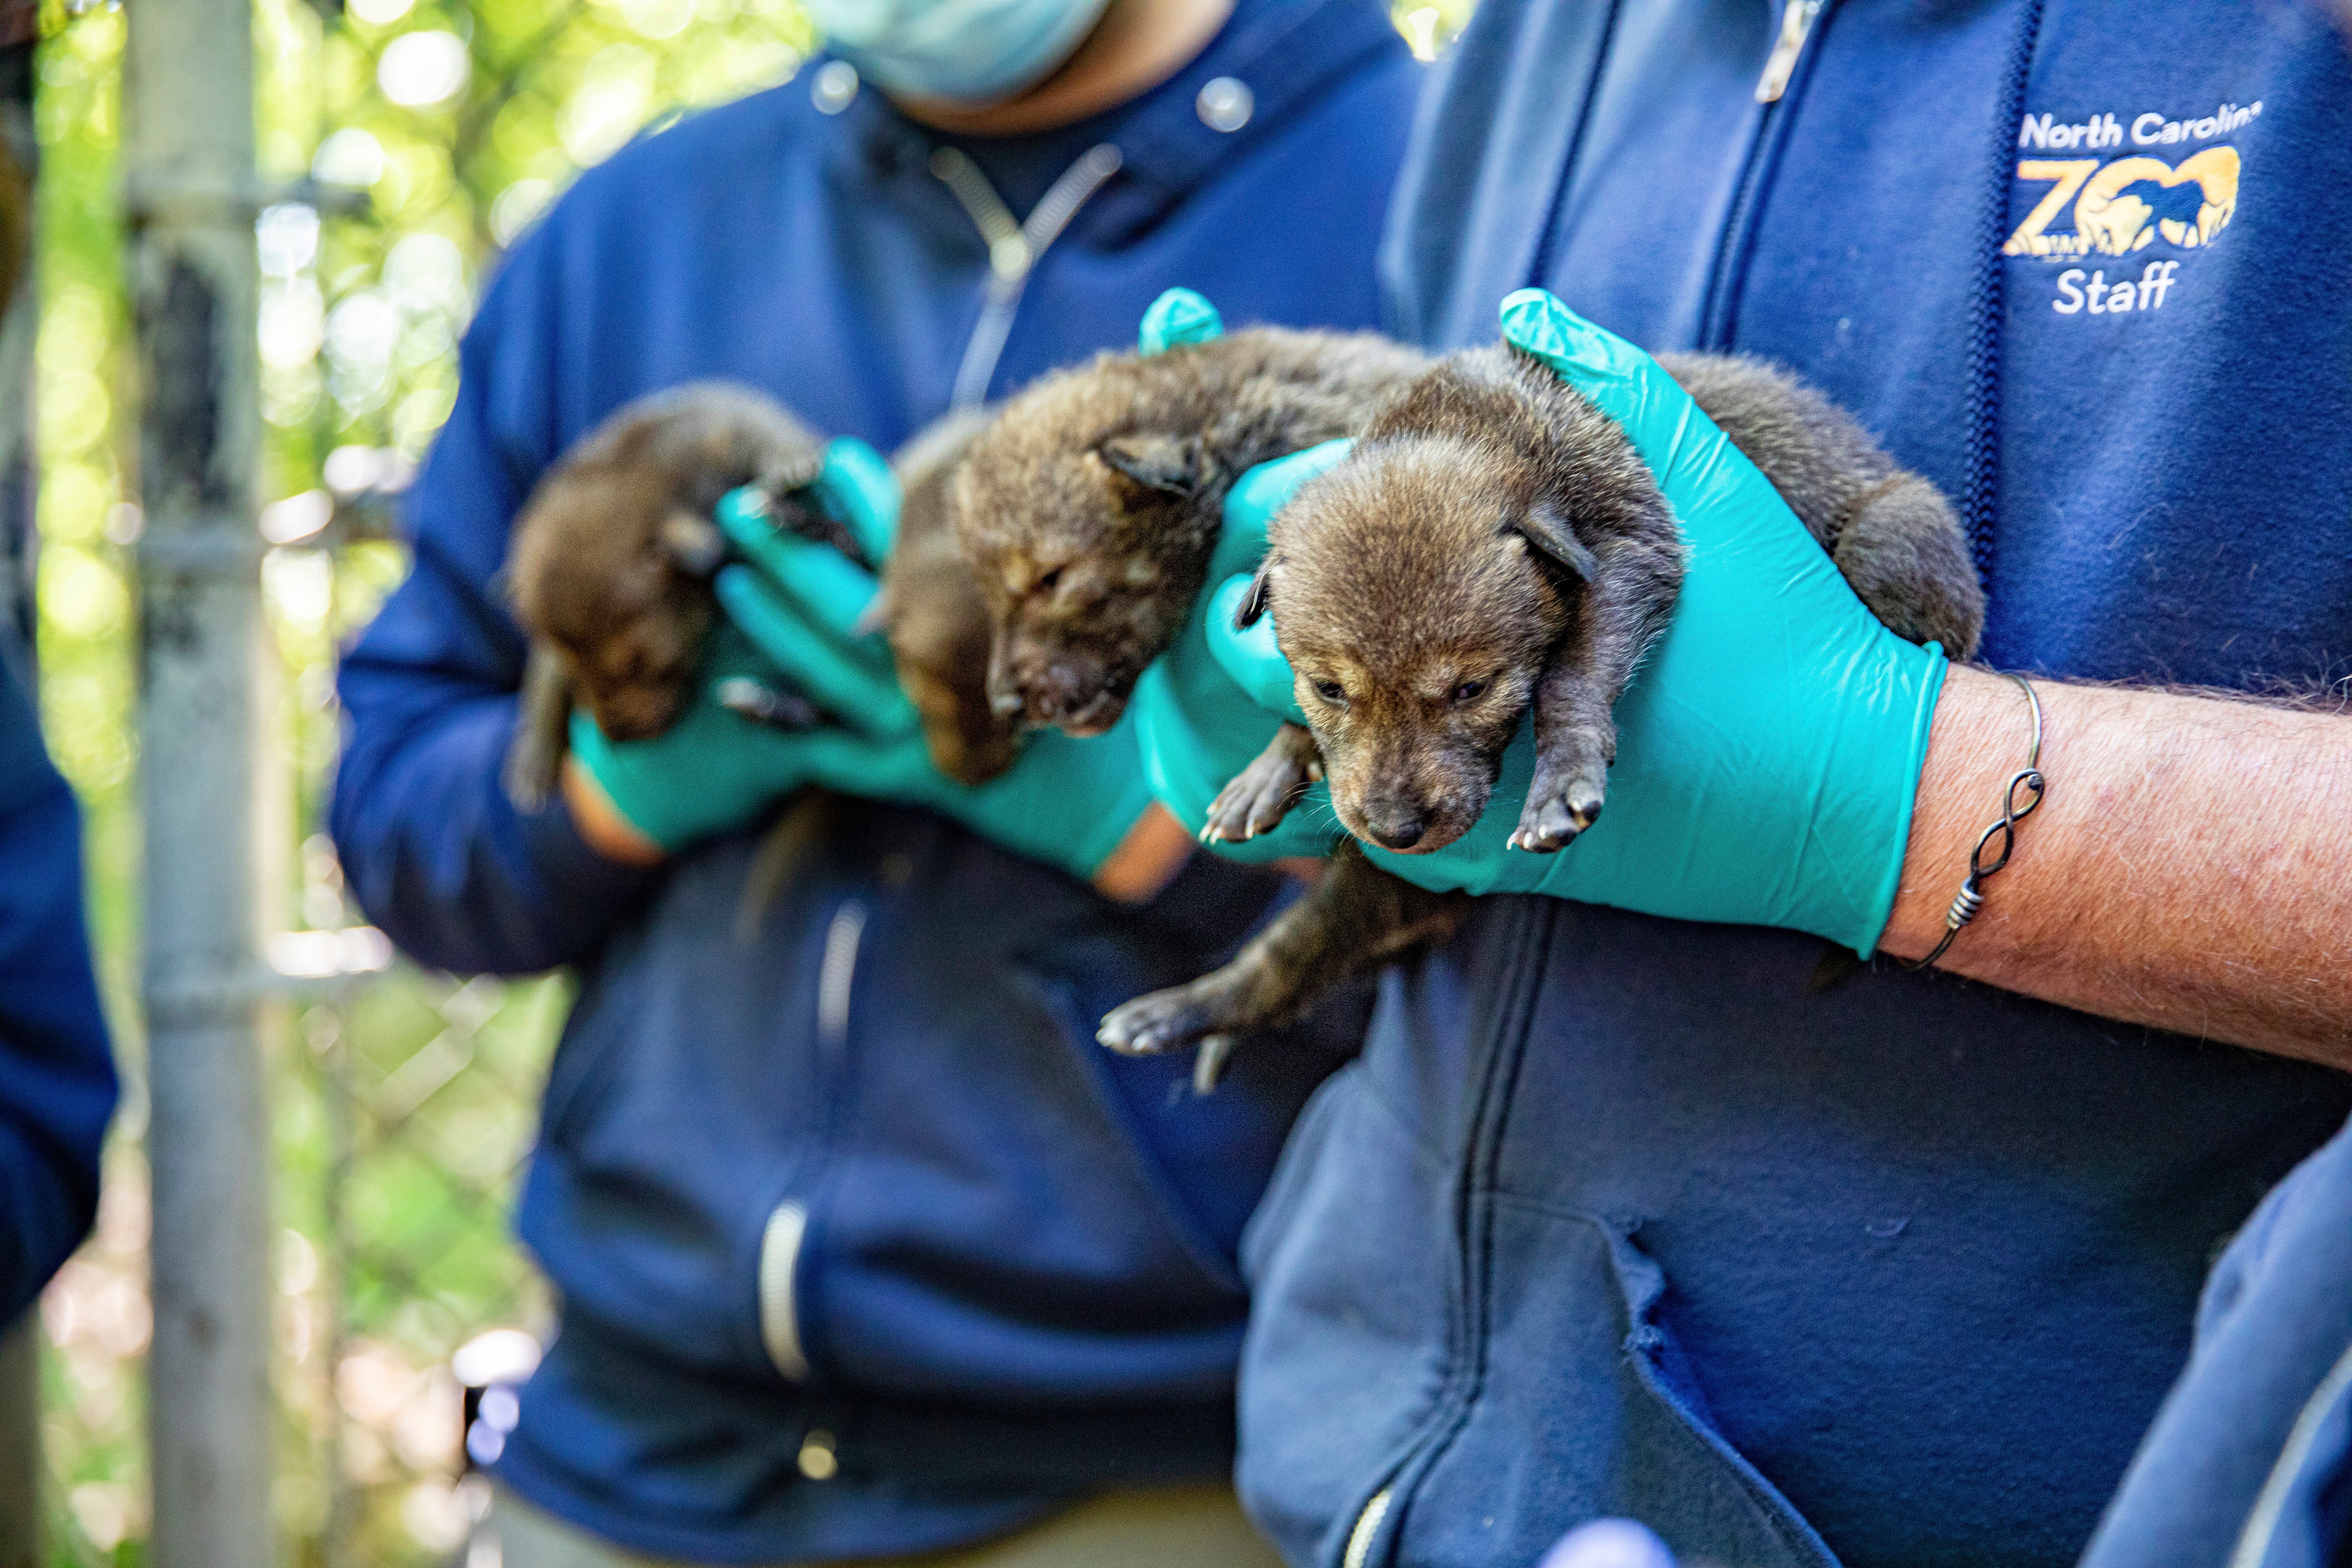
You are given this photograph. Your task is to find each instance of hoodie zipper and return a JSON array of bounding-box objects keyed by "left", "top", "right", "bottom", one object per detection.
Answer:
[
  {"left": 1341, "top": 1488, "right": 1393, "bottom": 1568},
  {"left": 931, "top": 143, "right": 1124, "bottom": 409},
  {"left": 1699, "top": 0, "right": 1834, "bottom": 349},
  {"left": 1753, "top": 0, "right": 1821, "bottom": 103},
  {"left": 1331, "top": 902, "right": 1558, "bottom": 1568},
  {"left": 758, "top": 898, "right": 867, "bottom": 1383}
]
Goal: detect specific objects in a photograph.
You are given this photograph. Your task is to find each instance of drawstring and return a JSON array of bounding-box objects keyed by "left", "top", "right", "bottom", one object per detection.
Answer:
[
  {"left": 1962, "top": 0, "right": 2047, "bottom": 584},
  {"left": 930, "top": 143, "right": 1124, "bottom": 409}
]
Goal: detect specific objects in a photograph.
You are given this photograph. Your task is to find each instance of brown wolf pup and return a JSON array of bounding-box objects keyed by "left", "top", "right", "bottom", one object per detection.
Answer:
[
  {"left": 503, "top": 383, "right": 835, "bottom": 808},
  {"left": 504, "top": 386, "right": 1015, "bottom": 810},
  {"left": 955, "top": 332, "right": 1982, "bottom": 1083},
  {"left": 954, "top": 330, "right": 1430, "bottom": 736}
]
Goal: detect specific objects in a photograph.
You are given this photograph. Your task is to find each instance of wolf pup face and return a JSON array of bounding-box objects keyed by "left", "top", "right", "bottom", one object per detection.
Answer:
[
  {"left": 519, "top": 509, "right": 726, "bottom": 742},
  {"left": 562, "top": 590, "right": 712, "bottom": 741},
  {"left": 954, "top": 426, "right": 1220, "bottom": 737},
  {"left": 1256, "top": 436, "right": 1586, "bottom": 853}
]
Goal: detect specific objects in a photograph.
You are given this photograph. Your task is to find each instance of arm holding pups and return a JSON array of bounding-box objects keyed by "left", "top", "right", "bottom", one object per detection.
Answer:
[{"left": 506, "top": 384, "right": 1165, "bottom": 891}]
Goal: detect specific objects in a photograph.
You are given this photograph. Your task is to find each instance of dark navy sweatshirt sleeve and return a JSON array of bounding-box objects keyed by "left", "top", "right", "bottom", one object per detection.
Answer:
[
  {"left": 0, "top": 658, "right": 116, "bottom": 1323},
  {"left": 330, "top": 223, "right": 663, "bottom": 976}
]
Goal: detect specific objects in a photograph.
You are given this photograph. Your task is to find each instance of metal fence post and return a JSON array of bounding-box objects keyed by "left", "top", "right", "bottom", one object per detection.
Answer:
[
  {"left": 124, "top": 0, "right": 276, "bottom": 1562},
  {"left": 0, "top": 1315, "right": 34, "bottom": 1568}
]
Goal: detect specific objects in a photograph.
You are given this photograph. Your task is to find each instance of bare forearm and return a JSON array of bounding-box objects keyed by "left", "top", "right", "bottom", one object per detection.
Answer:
[{"left": 1880, "top": 664, "right": 2352, "bottom": 1069}]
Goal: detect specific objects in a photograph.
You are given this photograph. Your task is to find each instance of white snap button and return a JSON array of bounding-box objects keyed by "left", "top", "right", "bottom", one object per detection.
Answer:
[
  {"left": 1197, "top": 76, "right": 1252, "bottom": 133},
  {"left": 812, "top": 60, "right": 859, "bottom": 115},
  {"left": 797, "top": 1428, "right": 840, "bottom": 1480}
]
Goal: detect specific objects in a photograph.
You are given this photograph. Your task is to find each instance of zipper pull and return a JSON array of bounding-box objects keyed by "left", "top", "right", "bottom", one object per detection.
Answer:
[{"left": 1755, "top": 0, "right": 1822, "bottom": 103}]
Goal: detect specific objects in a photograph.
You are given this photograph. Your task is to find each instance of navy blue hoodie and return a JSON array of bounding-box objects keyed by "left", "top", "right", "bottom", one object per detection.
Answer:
[
  {"left": 2082, "top": 1107, "right": 2352, "bottom": 1568},
  {"left": 1236, "top": 5, "right": 2352, "bottom": 1568},
  {"left": 328, "top": 2, "right": 1418, "bottom": 1559},
  {"left": 0, "top": 646, "right": 116, "bottom": 1325}
]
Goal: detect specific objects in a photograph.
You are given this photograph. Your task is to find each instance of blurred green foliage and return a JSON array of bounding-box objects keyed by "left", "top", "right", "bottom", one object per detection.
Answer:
[{"left": 25, "top": 0, "right": 1466, "bottom": 1561}]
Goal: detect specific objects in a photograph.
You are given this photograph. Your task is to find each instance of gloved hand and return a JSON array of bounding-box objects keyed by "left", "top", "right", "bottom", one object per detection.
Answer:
[
  {"left": 1129, "top": 289, "right": 1950, "bottom": 958},
  {"left": 569, "top": 438, "right": 1155, "bottom": 880}
]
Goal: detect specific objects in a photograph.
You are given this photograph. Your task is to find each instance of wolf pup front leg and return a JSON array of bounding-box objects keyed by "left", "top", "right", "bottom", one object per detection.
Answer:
[
  {"left": 1200, "top": 721, "right": 1323, "bottom": 844},
  {"left": 1511, "top": 521, "right": 1683, "bottom": 852}
]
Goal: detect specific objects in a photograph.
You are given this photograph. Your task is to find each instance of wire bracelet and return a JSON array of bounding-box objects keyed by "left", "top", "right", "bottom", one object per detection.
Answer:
[{"left": 1906, "top": 672, "right": 2045, "bottom": 971}]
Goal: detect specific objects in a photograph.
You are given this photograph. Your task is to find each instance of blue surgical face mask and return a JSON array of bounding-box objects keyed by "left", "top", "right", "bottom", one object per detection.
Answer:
[{"left": 802, "top": 0, "right": 1116, "bottom": 105}]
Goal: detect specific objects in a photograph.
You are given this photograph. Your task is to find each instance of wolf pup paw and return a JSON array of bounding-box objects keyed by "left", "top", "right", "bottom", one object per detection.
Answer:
[
  {"left": 1510, "top": 763, "right": 1607, "bottom": 853},
  {"left": 1098, "top": 971, "right": 1262, "bottom": 1059},
  {"left": 1203, "top": 721, "right": 1322, "bottom": 842}
]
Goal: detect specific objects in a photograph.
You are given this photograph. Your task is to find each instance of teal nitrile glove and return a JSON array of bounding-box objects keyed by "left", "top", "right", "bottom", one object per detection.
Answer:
[
  {"left": 1139, "top": 290, "right": 1949, "bottom": 957},
  {"left": 1129, "top": 442, "right": 1351, "bottom": 866},
  {"left": 1139, "top": 287, "right": 1224, "bottom": 354},
  {"left": 1127, "top": 286, "right": 1344, "bottom": 863},
  {"left": 571, "top": 442, "right": 1154, "bottom": 878}
]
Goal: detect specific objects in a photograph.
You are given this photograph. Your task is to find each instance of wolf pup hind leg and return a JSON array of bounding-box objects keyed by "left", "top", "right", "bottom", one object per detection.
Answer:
[{"left": 1097, "top": 839, "right": 1466, "bottom": 1087}]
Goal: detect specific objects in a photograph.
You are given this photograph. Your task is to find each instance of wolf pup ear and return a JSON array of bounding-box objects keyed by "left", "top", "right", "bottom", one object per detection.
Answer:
[
  {"left": 1235, "top": 552, "right": 1278, "bottom": 628},
  {"left": 1098, "top": 433, "right": 1208, "bottom": 498},
  {"left": 1512, "top": 500, "right": 1600, "bottom": 582}
]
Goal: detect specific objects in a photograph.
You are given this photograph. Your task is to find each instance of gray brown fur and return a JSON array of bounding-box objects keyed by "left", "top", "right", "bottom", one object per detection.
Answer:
[
  {"left": 1034, "top": 337, "right": 1983, "bottom": 1074},
  {"left": 953, "top": 328, "right": 1429, "bottom": 736},
  {"left": 503, "top": 382, "right": 836, "bottom": 808},
  {"left": 1655, "top": 353, "right": 1986, "bottom": 652},
  {"left": 868, "top": 408, "right": 1021, "bottom": 786}
]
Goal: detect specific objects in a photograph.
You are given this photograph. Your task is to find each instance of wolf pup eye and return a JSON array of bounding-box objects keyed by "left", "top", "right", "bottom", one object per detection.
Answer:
[
  {"left": 1312, "top": 679, "right": 1347, "bottom": 706},
  {"left": 1034, "top": 567, "right": 1063, "bottom": 593},
  {"left": 1450, "top": 678, "right": 1488, "bottom": 705}
]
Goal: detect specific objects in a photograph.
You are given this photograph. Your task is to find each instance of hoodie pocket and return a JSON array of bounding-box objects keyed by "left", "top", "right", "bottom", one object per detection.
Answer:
[{"left": 1388, "top": 1197, "right": 1839, "bottom": 1568}]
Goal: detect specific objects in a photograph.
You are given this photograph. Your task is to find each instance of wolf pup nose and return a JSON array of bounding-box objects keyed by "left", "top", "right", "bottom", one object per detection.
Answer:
[{"left": 987, "top": 641, "right": 1121, "bottom": 732}]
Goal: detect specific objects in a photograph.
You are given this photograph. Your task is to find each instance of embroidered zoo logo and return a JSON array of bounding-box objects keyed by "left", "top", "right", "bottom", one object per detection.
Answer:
[{"left": 2002, "top": 102, "right": 2259, "bottom": 318}]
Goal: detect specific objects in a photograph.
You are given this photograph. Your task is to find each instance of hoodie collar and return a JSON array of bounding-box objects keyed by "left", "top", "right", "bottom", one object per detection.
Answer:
[{"left": 823, "top": 0, "right": 1408, "bottom": 226}]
